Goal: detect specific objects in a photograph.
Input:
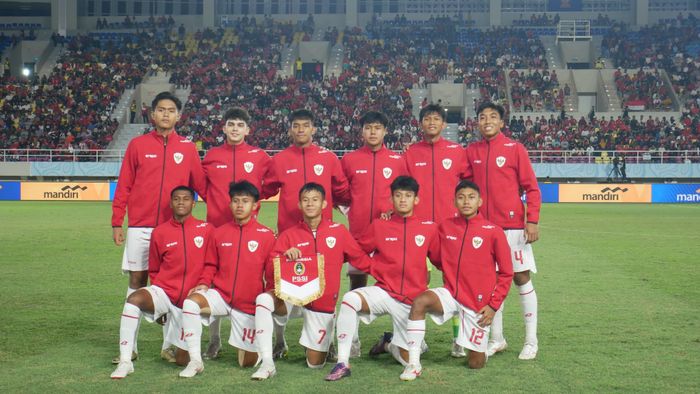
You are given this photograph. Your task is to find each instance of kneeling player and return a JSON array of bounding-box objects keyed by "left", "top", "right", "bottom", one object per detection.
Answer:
[
  {"left": 401, "top": 180, "right": 513, "bottom": 380},
  {"left": 325, "top": 176, "right": 438, "bottom": 381},
  {"left": 111, "top": 186, "right": 212, "bottom": 379},
  {"left": 251, "top": 183, "right": 371, "bottom": 380},
  {"left": 178, "top": 181, "right": 276, "bottom": 377}
]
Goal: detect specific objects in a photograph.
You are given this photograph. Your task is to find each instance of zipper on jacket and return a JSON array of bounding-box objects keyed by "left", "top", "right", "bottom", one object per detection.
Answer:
[
  {"left": 232, "top": 144, "right": 237, "bottom": 182},
  {"left": 369, "top": 151, "right": 377, "bottom": 223},
  {"left": 230, "top": 225, "right": 243, "bottom": 306},
  {"left": 431, "top": 144, "right": 435, "bottom": 221},
  {"left": 155, "top": 135, "right": 168, "bottom": 226},
  {"left": 454, "top": 219, "right": 469, "bottom": 299},
  {"left": 302, "top": 147, "right": 307, "bottom": 183},
  {"left": 399, "top": 217, "right": 407, "bottom": 295},
  {"left": 485, "top": 140, "right": 491, "bottom": 220},
  {"left": 176, "top": 222, "right": 188, "bottom": 306}
]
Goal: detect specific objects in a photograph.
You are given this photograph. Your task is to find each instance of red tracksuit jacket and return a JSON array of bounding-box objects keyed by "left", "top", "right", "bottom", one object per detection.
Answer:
[
  {"left": 404, "top": 138, "right": 468, "bottom": 223},
  {"left": 112, "top": 130, "right": 206, "bottom": 228},
  {"left": 464, "top": 132, "right": 541, "bottom": 228},
  {"left": 271, "top": 219, "right": 371, "bottom": 314},
  {"left": 199, "top": 218, "right": 276, "bottom": 315},
  {"left": 149, "top": 216, "right": 212, "bottom": 308},
  {"left": 201, "top": 142, "right": 272, "bottom": 227},
  {"left": 339, "top": 145, "right": 408, "bottom": 238},
  {"left": 429, "top": 214, "right": 513, "bottom": 312},
  {"left": 355, "top": 215, "right": 439, "bottom": 304},
  {"left": 263, "top": 144, "right": 349, "bottom": 233}
]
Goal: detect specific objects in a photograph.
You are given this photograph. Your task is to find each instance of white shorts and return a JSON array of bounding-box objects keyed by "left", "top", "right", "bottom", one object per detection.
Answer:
[
  {"left": 504, "top": 229, "right": 537, "bottom": 273},
  {"left": 354, "top": 286, "right": 411, "bottom": 350},
  {"left": 273, "top": 301, "right": 335, "bottom": 353},
  {"left": 142, "top": 285, "right": 186, "bottom": 350},
  {"left": 428, "top": 288, "right": 490, "bottom": 353},
  {"left": 121, "top": 227, "right": 153, "bottom": 273},
  {"left": 196, "top": 288, "right": 257, "bottom": 352}
]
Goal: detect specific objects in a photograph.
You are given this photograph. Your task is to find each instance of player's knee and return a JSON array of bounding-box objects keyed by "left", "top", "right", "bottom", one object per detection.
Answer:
[
  {"left": 409, "top": 293, "right": 430, "bottom": 319},
  {"left": 513, "top": 271, "right": 531, "bottom": 286},
  {"left": 182, "top": 298, "right": 200, "bottom": 315},
  {"left": 126, "top": 290, "right": 148, "bottom": 308},
  {"left": 467, "top": 353, "right": 486, "bottom": 369},
  {"left": 256, "top": 292, "right": 274, "bottom": 312},
  {"left": 341, "top": 291, "right": 363, "bottom": 312}
]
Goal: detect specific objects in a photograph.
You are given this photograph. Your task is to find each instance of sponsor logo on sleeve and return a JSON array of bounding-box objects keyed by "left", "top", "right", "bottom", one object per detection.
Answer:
[
  {"left": 166, "top": 241, "right": 179, "bottom": 248},
  {"left": 145, "top": 154, "right": 158, "bottom": 159},
  {"left": 286, "top": 168, "right": 298, "bottom": 174},
  {"left": 446, "top": 235, "right": 458, "bottom": 241},
  {"left": 216, "top": 164, "right": 228, "bottom": 169}
]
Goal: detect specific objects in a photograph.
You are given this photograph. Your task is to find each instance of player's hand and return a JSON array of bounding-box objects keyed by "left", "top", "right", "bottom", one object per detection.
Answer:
[
  {"left": 113, "top": 227, "right": 125, "bottom": 246},
  {"left": 525, "top": 222, "right": 539, "bottom": 244},
  {"left": 380, "top": 210, "right": 393, "bottom": 220},
  {"left": 188, "top": 284, "right": 209, "bottom": 296},
  {"left": 284, "top": 247, "right": 302, "bottom": 260},
  {"left": 477, "top": 305, "right": 496, "bottom": 327}
]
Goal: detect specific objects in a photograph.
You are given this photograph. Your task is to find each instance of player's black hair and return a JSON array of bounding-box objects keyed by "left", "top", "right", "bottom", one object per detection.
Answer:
[
  {"left": 298, "top": 182, "right": 326, "bottom": 200},
  {"left": 289, "top": 109, "right": 316, "bottom": 124},
  {"left": 476, "top": 102, "right": 506, "bottom": 120},
  {"left": 223, "top": 107, "right": 251, "bottom": 124},
  {"left": 390, "top": 175, "right": 419, "bottom": 195},
  {"left": 419, "top": 103, "right": 446, "bottom": 122},
  {"left": 171, "top": 185, "right": 195, "bottom": 198},
  {"left": 151, "top": 91, "right": 182, "bottom": 111},
  {"left": 455, "top": 180, "right": 481, "bottom": 195},
  {"left": 359, "top": 111, "right": 389, "bottom": 128},
  {"left": 229, "top": 180, "right": 260, "bottom": 202}
]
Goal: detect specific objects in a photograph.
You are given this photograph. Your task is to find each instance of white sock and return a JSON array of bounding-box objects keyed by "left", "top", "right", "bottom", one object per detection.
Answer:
[
  {"left": 518, "top": 281, "right": 538, "bottom": 345},
  {"left": 255, "top": 293, "right": 275, "bottom": 365},
  {"left": 387, "top": 343, "right": 408, "bottom": 366},
  {"left": 491, "top": 302, "right": 505, "bottom": 342},
  {"left": 406, "top": 319, "right": 426, "bottom": 365},
  {"left": 119, "top": 303, "right": 141, "bottom": 362},
  {"left": 162, "top": 317, "right": 172, "bottom": 351},
  {"left": 209, "top": 317, "right": 221, "bottom": 346},
  {"left": 125, "top": 287, "right": 139, "bottom": 353},
  {"left": 336, "top": 291, "right": 361, "bottom": 365},
  {"left": 182, "top": 299, "right": 203, "bottom": 363}
]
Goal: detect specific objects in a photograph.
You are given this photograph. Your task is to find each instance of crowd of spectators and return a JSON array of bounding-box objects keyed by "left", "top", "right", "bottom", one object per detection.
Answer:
[
  {"left": 509, "top": 69, "right": 563, "bottom": 112},
  {"left": 95, "top": 15, "right": 176, "bottom": 30},
  {"left": 614, "top": 68, "right": 673, "bottom": 111}
]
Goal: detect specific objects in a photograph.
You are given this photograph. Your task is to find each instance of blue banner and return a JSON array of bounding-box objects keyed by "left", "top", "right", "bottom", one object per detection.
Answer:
[
  {"left": 651, "top": 184, "right": 700, "bottom": 203},
  {"left": 0, "top": 181, "right": 21, "bottom": 200},
  {"left": 548, "top": 0, "right": 583, "bottom": 11},
  {"left": 539, "top": 183, "right": 559, "bottom": 203},
  {"left": 109, "top": 182, "right": 117, "bottom": 201}
]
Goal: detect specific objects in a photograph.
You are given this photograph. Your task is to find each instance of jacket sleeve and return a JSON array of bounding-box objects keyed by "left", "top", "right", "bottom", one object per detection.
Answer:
[
  {"left": 463, "top": 146, "right": 474, "bottom": 181},
  {"left": 342, "top": 228, "right": 372, "bottom": 274},
  {"left": 261, "top": 156, "right": 281, "bottom": 200},
  {"left": 111, "top": 140, "right": 137, "bottom": 227},
  {"left": 262, "top": 232, "right": 277, "bottom": 291},
  {"left": 265, "top": 235, "right": 288, "bottom": 291},
  {"left": 148, "top": 231, "right": 162, "bottom": 283},
  {"left": 427, "top": 226, "right": 442, "bottom": 271},
  {"left": 334, "top": 155, "right": 352, "bottom": 206},
  {"left": 330, "top": 155, "right": 350, "bottom": 205},
  {"left": 198, "top": 232, "right": 218, "bottom": 286},
  {"left": 488, "top": 229, "right": 514, "bottom": 311},
  {"left": 517, "top": 143, "right": 541, "bottom": 224},
  {"left": 189, "top": 144, "right": 207, "bottom": 202}
]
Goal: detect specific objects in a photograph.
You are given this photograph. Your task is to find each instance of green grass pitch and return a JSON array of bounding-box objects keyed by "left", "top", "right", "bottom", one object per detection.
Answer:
[{"left": 0, "top": 201, "right": 698, "bottom": 393}]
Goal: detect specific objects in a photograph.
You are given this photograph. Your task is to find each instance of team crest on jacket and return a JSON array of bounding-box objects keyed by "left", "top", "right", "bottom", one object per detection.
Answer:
[
  {"left": 244, "top": 161, "right": 254, "bottom": 173},
  {"left": 472, "top": 236, "right": 483, "bottom": 249},
  {"left": 383, "top": 167, "right": 392, "bottom": 179},
  {"left": 415, "top": 235, "right": 426, "bottom": 247},
  {"left": 314, "top": 164, "right": 324, "bottom": 175},
  {"left": 193, "top": 236, "right": 204, "bottom": 248},
  {"left": 442, "top": 158, "right": 452, "bottom": 170},
  {"left": 248, "top": 240, "right": 259, "bottom": 252},
  {"left": 325, "top": 236, "right": 336, "bottom": 248},
  {"left": 496, "top": 156, "right": 506, "bottom": 168},
  {"left": 173, "top": 152, "right": 184, "bottom": 164}
]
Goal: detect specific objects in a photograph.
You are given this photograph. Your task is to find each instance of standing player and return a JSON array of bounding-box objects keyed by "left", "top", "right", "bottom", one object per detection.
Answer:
[
  {"left": 338, "top": 111, "right": 408, "bottom": 355},
  {"left": 403, "top": 103, "right": 469, "bottom": 356},
  {"left": 111, "top": 91, "right": 206, "bottom": 362},
  {"left": 200, "top": 107, "right": 272, "bottom": 359},
  {"left": 251, "top": 183, "right": 371, "bottom": 380},
  {"left": 401, "top": 180, "right": 513, "bottom": 380},
  {"left": 465, "top": 102, "right": 542, "bottom": 360},
  {"left": 263, "top": 109, "right": 349, "bottom": 234},
  {"left": 178, "top": 181, "right": 276, "bottom": 378},
  {"left": 111, "top": 186, "right": 212, "bottom": 379},
  {"left": 325, "top": 176, "right": 438, "bottom": 381}
]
